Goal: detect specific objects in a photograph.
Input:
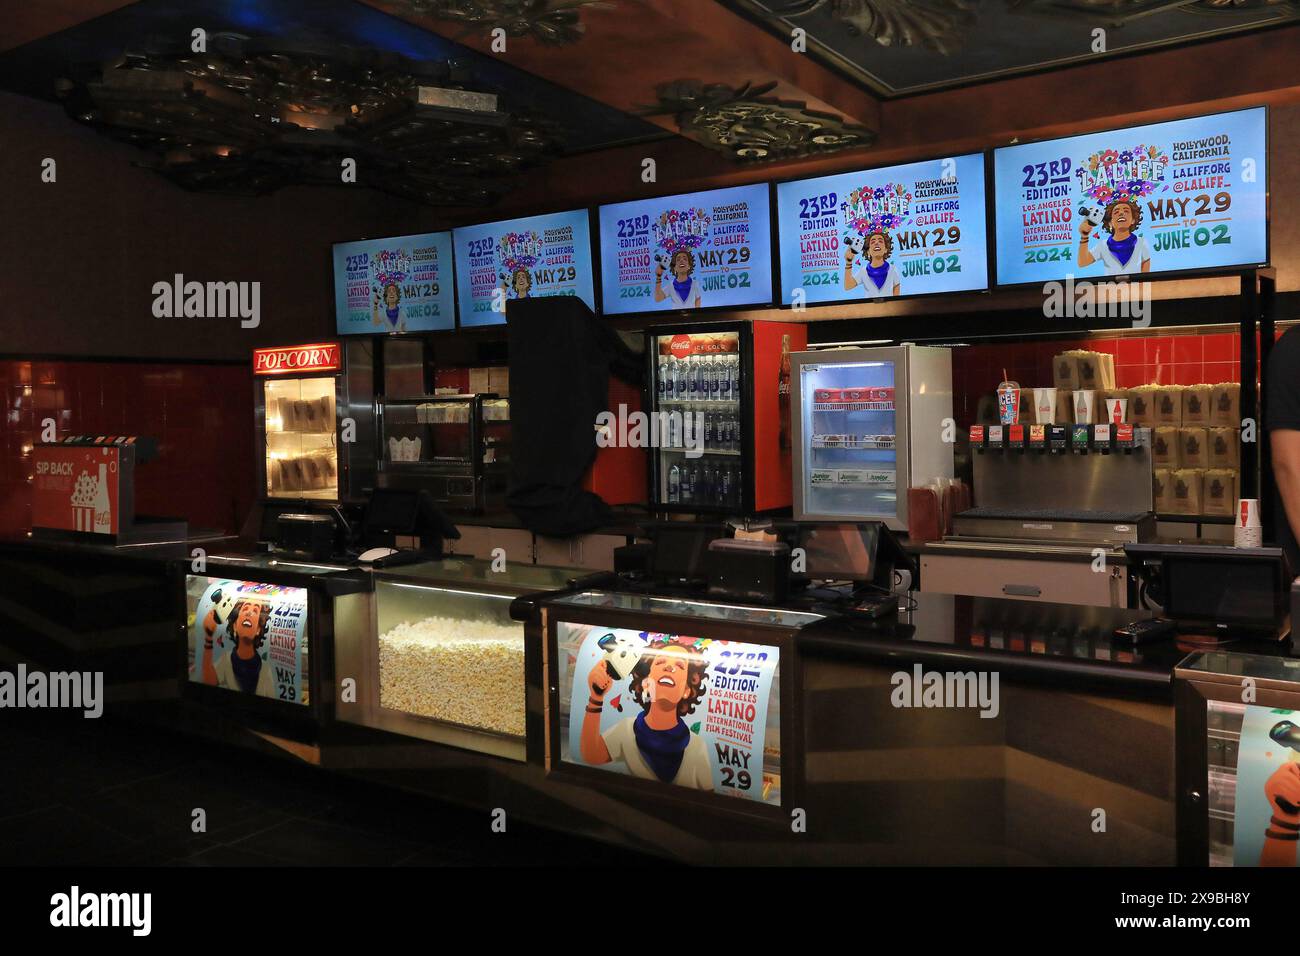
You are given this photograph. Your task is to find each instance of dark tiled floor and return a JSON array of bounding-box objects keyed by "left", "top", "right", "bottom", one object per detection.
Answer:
[{"left": 0, "top": 711, "right": 650, "bottom": 867}]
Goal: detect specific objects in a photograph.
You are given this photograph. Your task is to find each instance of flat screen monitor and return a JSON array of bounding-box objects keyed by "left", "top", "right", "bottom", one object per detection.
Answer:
[
  {"left": 363, "top": 488, "right": 421, "bottom": 537},
  {"left": 598, "top": 183, "right": 773, "bottom": 315},
  {"left": 332, "top": 231, "right": 456, "bottom": 334},
  {"left": 649, "top": 522, "right": 726, "bottom": 585},
  {"left": 775, "top": 152, "right": 989, "bottom": 304},
  {"left": 452, "top": 208, "right": 596, "bottom": 327},
  {"left": 993, "top": 107, "right": 1268, "bottom": 286}
]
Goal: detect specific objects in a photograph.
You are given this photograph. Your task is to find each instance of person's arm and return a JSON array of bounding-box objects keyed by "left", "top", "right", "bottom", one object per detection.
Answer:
[
  {"left": 578, "top": 662, "right": 613, "bottom": 764},
  {"left": 1272, "top": 431, "right": 1300, "bottom": 552},
  {"left": 843, "top": 246, "right": 859, "bottom": 291},
  {"left": 201, "top": 609, "right": 218, "bottom": 685},
  {"left": 1077, "top": 220, "right": 1096, "bottom": 268},
  {"left": 1260, "top": 762, "right": 1300, "bottom": 867},
  {"left": 653, "top": 263, "right": 667, "bottom": 303}
]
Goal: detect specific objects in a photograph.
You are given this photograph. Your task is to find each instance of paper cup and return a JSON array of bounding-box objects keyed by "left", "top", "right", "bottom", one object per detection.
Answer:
[
  {"left": 1105, "top": 398, "right": 1127, "bottom": 424},
  {"left": 1074, "top": 390, "right": 1096, "bottom": 425},
  {"left": 1235, "top": 498, "right": 1262, "bottom": 548},
  {"left": 1033, "top": 388, "right": 1057, "bottom": 425},
  {"left": 997, "top": 382, "right": 1021, "bottom": 425}
]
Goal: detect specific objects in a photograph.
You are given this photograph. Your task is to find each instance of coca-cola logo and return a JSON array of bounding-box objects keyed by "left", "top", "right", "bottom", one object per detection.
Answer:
[{"left": 668, "top": 335, "right": 693, "bottom": 360}]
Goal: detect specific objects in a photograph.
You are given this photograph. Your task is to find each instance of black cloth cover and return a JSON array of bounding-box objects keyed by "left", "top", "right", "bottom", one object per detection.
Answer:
[{"left": 505, "top": 297, "right": 642, "bottom": 535}]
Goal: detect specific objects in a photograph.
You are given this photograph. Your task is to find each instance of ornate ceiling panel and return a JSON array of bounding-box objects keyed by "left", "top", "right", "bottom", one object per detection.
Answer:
[{"left": 722, "top": 0, "right": 1300, "bottom": 95}]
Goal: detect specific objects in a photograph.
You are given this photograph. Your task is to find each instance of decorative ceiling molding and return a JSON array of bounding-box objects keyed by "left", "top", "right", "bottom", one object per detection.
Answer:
[
  {"left": 768, "top": 0, "right": 977, "bottom": 53},
  {"left": 639, "top": 79, "right": 875, "bottom": 161},
  {"left": 390, "top": 0, "right": 616, "bottom": 45},
  {"left": 55, "top": 35, "right": 562, "bottom": 206},
  {"left": 1008, "top": 0, "right": 1300, "bottom": 26}
]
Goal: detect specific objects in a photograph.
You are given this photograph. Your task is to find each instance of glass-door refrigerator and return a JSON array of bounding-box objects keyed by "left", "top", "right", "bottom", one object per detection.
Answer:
[
  {"left": 647, "top": 320, "right": 807, "bottom": 515},
  {"left": 790, "top": 345, "right": 953, "bottom": 530},
  {"left": 253, "top": 340, "right": 376, "bottom": 502}
]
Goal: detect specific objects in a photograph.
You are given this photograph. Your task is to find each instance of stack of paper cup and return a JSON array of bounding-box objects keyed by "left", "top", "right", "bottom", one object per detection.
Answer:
[{"left": 1235, "top": 498, "right": 1262, "bottom": 549}]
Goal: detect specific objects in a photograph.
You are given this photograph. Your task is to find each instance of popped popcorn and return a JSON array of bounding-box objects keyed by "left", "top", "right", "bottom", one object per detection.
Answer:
[{"left": 378, "top": 616, "right": 525, "bottom": 737}]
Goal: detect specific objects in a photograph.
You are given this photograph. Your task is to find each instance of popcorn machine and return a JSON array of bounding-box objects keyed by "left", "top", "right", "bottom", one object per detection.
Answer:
[{"left": 253, "top": 341, "right": 376, "bottom": 502}]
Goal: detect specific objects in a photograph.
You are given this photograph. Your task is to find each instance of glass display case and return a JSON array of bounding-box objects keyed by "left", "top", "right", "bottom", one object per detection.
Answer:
[
  {"left": 263, "top": 376, "right": 339, "bottom": 499},
  {"left": 335, "top": 558, "right": 585, "bottom": 760},
  {"left": 183, "top": 554, "right": 369, "bottom": 737},
  {"left": 377, "top": 394, "right": 509, "bottom": 513},
  {"left": 1175, "top": 651, "right": 1300, "bottom": 866},
  {"left": 541, "top": 589, "right": 822, "bottom": 815}
]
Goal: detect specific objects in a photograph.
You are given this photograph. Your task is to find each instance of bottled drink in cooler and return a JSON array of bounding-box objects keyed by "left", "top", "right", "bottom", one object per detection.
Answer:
[
  {"left": 718, "top": 463, "right": 732, "bottom": 506},
  {"left": 658, "top": 353, "right": 669, "bottom": 401},
  {"left": 668, "top": 463, "right": 680, "bottom": 503},
  {"left": 703, "top": 412, "right": 714, "bottom": 451},
  {"left": 708, "top": 354, "right": 720, "bottom": 401},
  {"left": 685, "top": 354, "right": 698, "bottom": 402}
]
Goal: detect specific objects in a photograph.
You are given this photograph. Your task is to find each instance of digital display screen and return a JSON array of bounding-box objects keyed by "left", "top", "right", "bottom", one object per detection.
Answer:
[
  {"left": 452, "top": 208, "right": 596, "bottom": 327},
  {"left": 333, "top": 232, "right": 456, "bottom": 334},
  {"left": 1165, "top": 558, "right": 1279, "bottom": 625},
  {"left": 598, "top": 183, "right": 773, "bottom": 315},
  {"left": 993, "top": 107, "right": 1267, "bottom": 285},
  {"left": 775, "top": 153, "right": 989, "bottom": 304}
]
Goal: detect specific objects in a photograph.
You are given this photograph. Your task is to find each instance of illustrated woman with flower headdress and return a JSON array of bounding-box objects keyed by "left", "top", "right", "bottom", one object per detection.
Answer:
[
  {"left": 373, "top": 283, "right": 404, "bottom": 330},
  {"left": 654, "top": 249, "right": 704, "bottom": 309},
  {"left": 843, "top": 229, "right": 901, "bottom": 299},
  {"left": 580, "top": 636, "right": 712, "bottom": 789},
  {"left": 1078, "top": 195, "right": 1151, "bottom": 276},
  {"left": 1076, "top": 147, "right": 1163, "bottom": 276},
  {"left": 501, "top": 268, "right": 532, "bottom": 300}
]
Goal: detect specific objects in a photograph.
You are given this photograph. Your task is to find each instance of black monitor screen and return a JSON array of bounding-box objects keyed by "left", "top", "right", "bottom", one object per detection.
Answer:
[
  {"left": 798, "top": 523, "right": 881, "bottom": 582},
  {"left": 364, "top": 489, "right": 420, "bottom": 535},
  {"left": 1165, "top": 558, "right": 1281, "bottom": 626},
  {"left": 652, "top": 524, "right": 724, "bottom": 583}
]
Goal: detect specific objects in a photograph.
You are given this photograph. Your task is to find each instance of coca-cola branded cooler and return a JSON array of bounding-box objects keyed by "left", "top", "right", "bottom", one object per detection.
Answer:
[
  {"left": 647, "top": 320, "right": 807, "bottom": 515},
  {"left": 253, "top": 340, "right": 376, "bottom": 503},
  {"left": 790, "top": 345, "right": 953, "bottom": 530}
]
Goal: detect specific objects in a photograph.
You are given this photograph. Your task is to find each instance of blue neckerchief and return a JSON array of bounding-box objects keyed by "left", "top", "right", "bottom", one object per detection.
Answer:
[
  {"left": 231, "top": 651, "right": 262, "bottom": 694},
  {"left": 1107, "top": 233, "right": 1138, "bottom": 268},
  {"left": 385, "top": 306, "right": 400, "bottom": 326},
  {"left": 672, "top": 277, "right": 693, "bottom": 303},
  {"left": 865, "top": 260, "right": 890, "bottom": 290},
  {"left": 632, "top": 711, "right": 690, "bottom": 782}
]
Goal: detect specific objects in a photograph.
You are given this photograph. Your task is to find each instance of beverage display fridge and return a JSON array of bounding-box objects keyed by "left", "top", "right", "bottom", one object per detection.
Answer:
[
  {"left": 1175, "top": 651, "right": 1300, "bottom": 867},
  {"left": 253, "top": 340, "right": 376, "bottom": 502},
  {"left": 790, "top": 345, "right": 953, "bottom": 530},
  {"left": 647, "top": 320, "right": 807, "bottom": 515}
]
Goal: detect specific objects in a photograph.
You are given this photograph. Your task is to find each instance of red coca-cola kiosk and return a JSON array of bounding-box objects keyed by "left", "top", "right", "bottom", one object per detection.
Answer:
[{"left": 646, "top": 319, "right": 806, "bottom": 515}]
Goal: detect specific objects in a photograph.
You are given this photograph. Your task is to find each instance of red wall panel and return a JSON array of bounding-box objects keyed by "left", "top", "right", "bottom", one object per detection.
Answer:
[{"left": 0, "top": 359, "right": 253, "bottom": 537}]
